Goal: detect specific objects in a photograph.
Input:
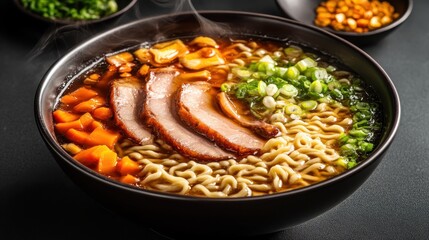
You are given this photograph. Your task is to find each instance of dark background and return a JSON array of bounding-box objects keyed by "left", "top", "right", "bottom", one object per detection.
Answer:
[{"left": 1, "top": 0, "right": 428, "bottom": 239}]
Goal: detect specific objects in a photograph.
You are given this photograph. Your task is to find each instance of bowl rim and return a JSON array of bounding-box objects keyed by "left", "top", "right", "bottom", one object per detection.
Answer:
[
  {"left": 276, "top": 0, "right": 414, "bottom": 37},
  {"left": 14, "top": 0, "right": 138, "bottom": 25},
  {"left": 35, "top": 10, "right": 401, "bottom": 202}
]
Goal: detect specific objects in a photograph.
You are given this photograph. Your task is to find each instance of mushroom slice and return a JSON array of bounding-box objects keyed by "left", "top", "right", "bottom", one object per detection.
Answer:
[
  {"left": 180, "top": 47, "right": 225, "bottom": 70},
  {"left": 177, "top": 70, "right": 211, "bottom": 82},
  {"left": 189, "top": 36, "right": 219, "bottom": 48},
  {"left": 149, "top": 39, "right": 189, "bottom": 64},
  {"left": 106, "top": 52, "right": 134, "bottom": 67}
]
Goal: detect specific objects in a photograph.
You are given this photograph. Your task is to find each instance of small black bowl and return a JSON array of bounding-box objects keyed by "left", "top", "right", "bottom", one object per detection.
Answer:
[
  {"left": 35, "top": 11, "right": 400, "bottom": 238},
  {"left": 276, "top": 0, "right": 413, "bottom": 46},
  {"left": 14, "top": 0, "right": 137, "bottom": 26}
]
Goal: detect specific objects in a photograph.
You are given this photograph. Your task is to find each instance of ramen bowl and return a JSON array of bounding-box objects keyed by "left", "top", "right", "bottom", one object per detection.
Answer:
[
  {"left": 35, "top": 11, "right": 400, "bottom": 237},
  {"left": 276, "top": 0, "right": 413, "bottom": 46}
]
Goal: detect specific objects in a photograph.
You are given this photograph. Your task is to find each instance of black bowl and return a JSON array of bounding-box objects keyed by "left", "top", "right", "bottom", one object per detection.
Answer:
[
  {"left": 276, "top": 0, "right": 413, "bottom": 46},
  {"left": 14, "top": 0, "right": 137, "bottom": 25},
  {"left": 35, "top": 11, "right": 400, "bottom": 238}
]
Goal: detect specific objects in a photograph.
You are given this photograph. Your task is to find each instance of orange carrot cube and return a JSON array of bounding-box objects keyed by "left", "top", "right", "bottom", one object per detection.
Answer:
[
  {"left": 86, "top": 127, "right": 120, "bottom": 149},
  {"left": 92, "top": 107, "right": 113, "bottom": 120},
  {"left": 53, "top": 109, "right": 80, "bottom": 123},
  {"left": 73, "top": 96, "right": 106, "bottom": 113},
  {"left": 55, "top": 119, "right": 84, "bottom": 134},
  {"left": 60, "top": 87, "right": 98, "bottom": 105},
  {"left": 119, "top": 174, "right": 139, "bottom": 184},
  {"left": 74, "top": 145, "right": 110, "bottom": 167},
  {"left": 65, "top": 128, "right": 90, "bottom": 145},
  {"left": 117, "top": 156, "right": 141, "bottom": 175},
  {"left": 97, "top": 149, "right": 118, "bottom": 175}
]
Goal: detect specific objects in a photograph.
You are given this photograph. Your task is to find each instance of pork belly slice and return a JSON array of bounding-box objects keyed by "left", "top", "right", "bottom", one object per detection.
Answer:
[
  {"left": 110, "top": 77, "right": 154, "bottom": 145},
  {"left": 142, "top": 68, "right": 234, "bottom": 162},
  {"left": 175, "top": 82, "right": 265, "bottom": 156},
  {"left": 216, "top": 92, "right": 280, "bottom": 139}
]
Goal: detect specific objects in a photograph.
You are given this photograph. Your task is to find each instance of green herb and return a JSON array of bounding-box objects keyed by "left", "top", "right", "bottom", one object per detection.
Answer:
[{"left": 21, "top": 0, "right": 119, "bottom": 21}]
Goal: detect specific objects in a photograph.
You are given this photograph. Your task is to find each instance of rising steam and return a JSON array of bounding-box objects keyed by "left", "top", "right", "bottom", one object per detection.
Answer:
[
  {"left": 26, "top": 0, "right": 230, "bottom": 62},
  {"left": 151, "top": 0, "right": 231, "bottom": 36}
]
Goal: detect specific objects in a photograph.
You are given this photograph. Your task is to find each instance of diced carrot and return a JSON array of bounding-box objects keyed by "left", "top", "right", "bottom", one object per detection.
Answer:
[
  {"left": 53, "top": 109, "right": 80, "bottom": 123},
  {"left": 60, "top": 87, "right": 98, "bottom": 105},
  {"left": 97, "top": 149, "right": 118, "bottom": 175},
  {"left": 138, "top": 64, "right": 150, "bottom": 77},
  {"left": 86, "top": 126, "right": 120, "bottom": 149},
  {"left": 74, "top": 145, "right": 110, "bottom": 167},
  {"left": 55, "top": 119, "right": 84, "bottom": 134},
  {"left": 65, "top": 128, "right": 90, "bottom": 145},
  {"left": 92, "top": 107, "right": 113, "bottom": 120},
  {"left": 117, "top": 156, "right": 141, "bottom": 175},
  {"left": 90, "top": 120, "right": 105, "bottom": 131},
  {"left": 73, "top": 96, "right": 106, "bottom": 113},
  {"left": 119, "top": 174, "right": 139, "bottom": 184},
  {"left": 79, "top": 112, "right": 94, "bottom": 129}
]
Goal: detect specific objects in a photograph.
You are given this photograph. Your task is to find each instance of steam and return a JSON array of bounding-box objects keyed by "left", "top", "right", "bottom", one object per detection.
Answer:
[
  {"left": 150, "top": 0, "right": 231, "bottom": 36},
  {"left": 26, "top": 25, "right": 92, "bottom": 62},
  {"left": 26, "top": 0, "right": 231, "bottom": 62}
]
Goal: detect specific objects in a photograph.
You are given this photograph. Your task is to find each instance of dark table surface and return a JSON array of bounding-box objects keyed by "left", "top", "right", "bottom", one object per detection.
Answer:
[{"left": 1, "top": 0, "right": 428, "bottom": 239}]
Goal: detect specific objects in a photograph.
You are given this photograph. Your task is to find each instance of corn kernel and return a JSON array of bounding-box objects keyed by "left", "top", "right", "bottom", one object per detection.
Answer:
[{"left": 314, "top": 0, "right": 399, "bottom": 33}]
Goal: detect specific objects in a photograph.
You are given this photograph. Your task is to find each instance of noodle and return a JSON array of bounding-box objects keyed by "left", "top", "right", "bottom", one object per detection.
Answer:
[{"left": 115, "top": 101, "right": 349, "bottom": 197}]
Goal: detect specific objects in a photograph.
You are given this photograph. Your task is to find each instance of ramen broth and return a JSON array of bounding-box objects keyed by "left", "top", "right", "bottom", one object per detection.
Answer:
[{"left": 53, "top": 36, "right": 382, "bottom": 197}]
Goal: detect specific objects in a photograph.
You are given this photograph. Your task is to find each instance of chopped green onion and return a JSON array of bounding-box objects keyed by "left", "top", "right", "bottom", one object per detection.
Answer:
[
  {"left": 340, "top": 143, "right": 357, "bottom": 156},
  {"left": 295, "top": 57, "right": 317, "bottom": 72},
  {"left": 331, "top": 89, "right": 343, "bottom": 99},
  {"left": 317, "top": 96, "right": 333, "bottom": 103},
  {"left": 309, "top": 80, "right": 323, "bottom": 94},
  {"left": 300, "top": 100, "right": 318, "bottom": 110},
  {"left": 328, "top": 81, "right": 341, "bottom": 90},
  {"left": 358, "top": 141, "right": 374, "bottom": 152},
  {"left": 234, "top": 69, "right": 252, "bottom": 79},
  {"left": 259, "top": 55, "right": 276, "bottom": 64},
  {"left": 338, "top": 133, "right": 349, "bottom": 145},
  {"left": 284, "top": 104, "right": 302, "bottom": 115},
  {"left": 279, "top": 84, "right": 298, "bottom": 98},
  {"left": 220, "top": 83, "right": 232, "bottom": 92},
  {"left": 270, "top": 112, "right": 287, "bottom": 123},
  {"left": 311, "top": 68, "right": 328, "bottom": 81},
  {"left": 262, "top": 96, "right": 276, "bottom": 108},
  {"left": 284, "top": 45, "right": 303, "bottom": 57},
  {"left": 326, "top": 65, "right": 336, "bottom": 72},
  {"left": 258, "top": 81, "right": 267, "bottom": 96},
  {"left": 347, "top": 160, "right": 358, "bottom": 169},
  {"left": 349, "top": 129, "right": 368, "bottom": 138},
  {"left": 275, "top": 67, "right": 288, "bottom": 78},
  {"left": 286, "top": 66, "right": 300, "bottom": 79},
  {"left": 336, "top": 157, "right": 348, "bottom": 169},
  {"left": 265, "top": 84, "right": 278, "bottom": 96}
]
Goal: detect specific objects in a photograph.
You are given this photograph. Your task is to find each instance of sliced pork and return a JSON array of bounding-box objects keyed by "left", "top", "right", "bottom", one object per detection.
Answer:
[
  {"left": 142, "top": 68, "right": 234, "bottom": 162},
  {"left": 110, "top": 77, "right": 154, "bottom": 145},
  {"left": 217, "top": 92, "right": 280, "bottom": 139},
  {"left": 175, "top": 82, "right": 265, "bottom": 156}
]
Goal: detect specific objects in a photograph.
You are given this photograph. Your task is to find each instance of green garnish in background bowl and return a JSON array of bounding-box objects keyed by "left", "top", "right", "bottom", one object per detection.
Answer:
[{"left": 20, "top": 0, "right": 119, "bottom": 21}]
